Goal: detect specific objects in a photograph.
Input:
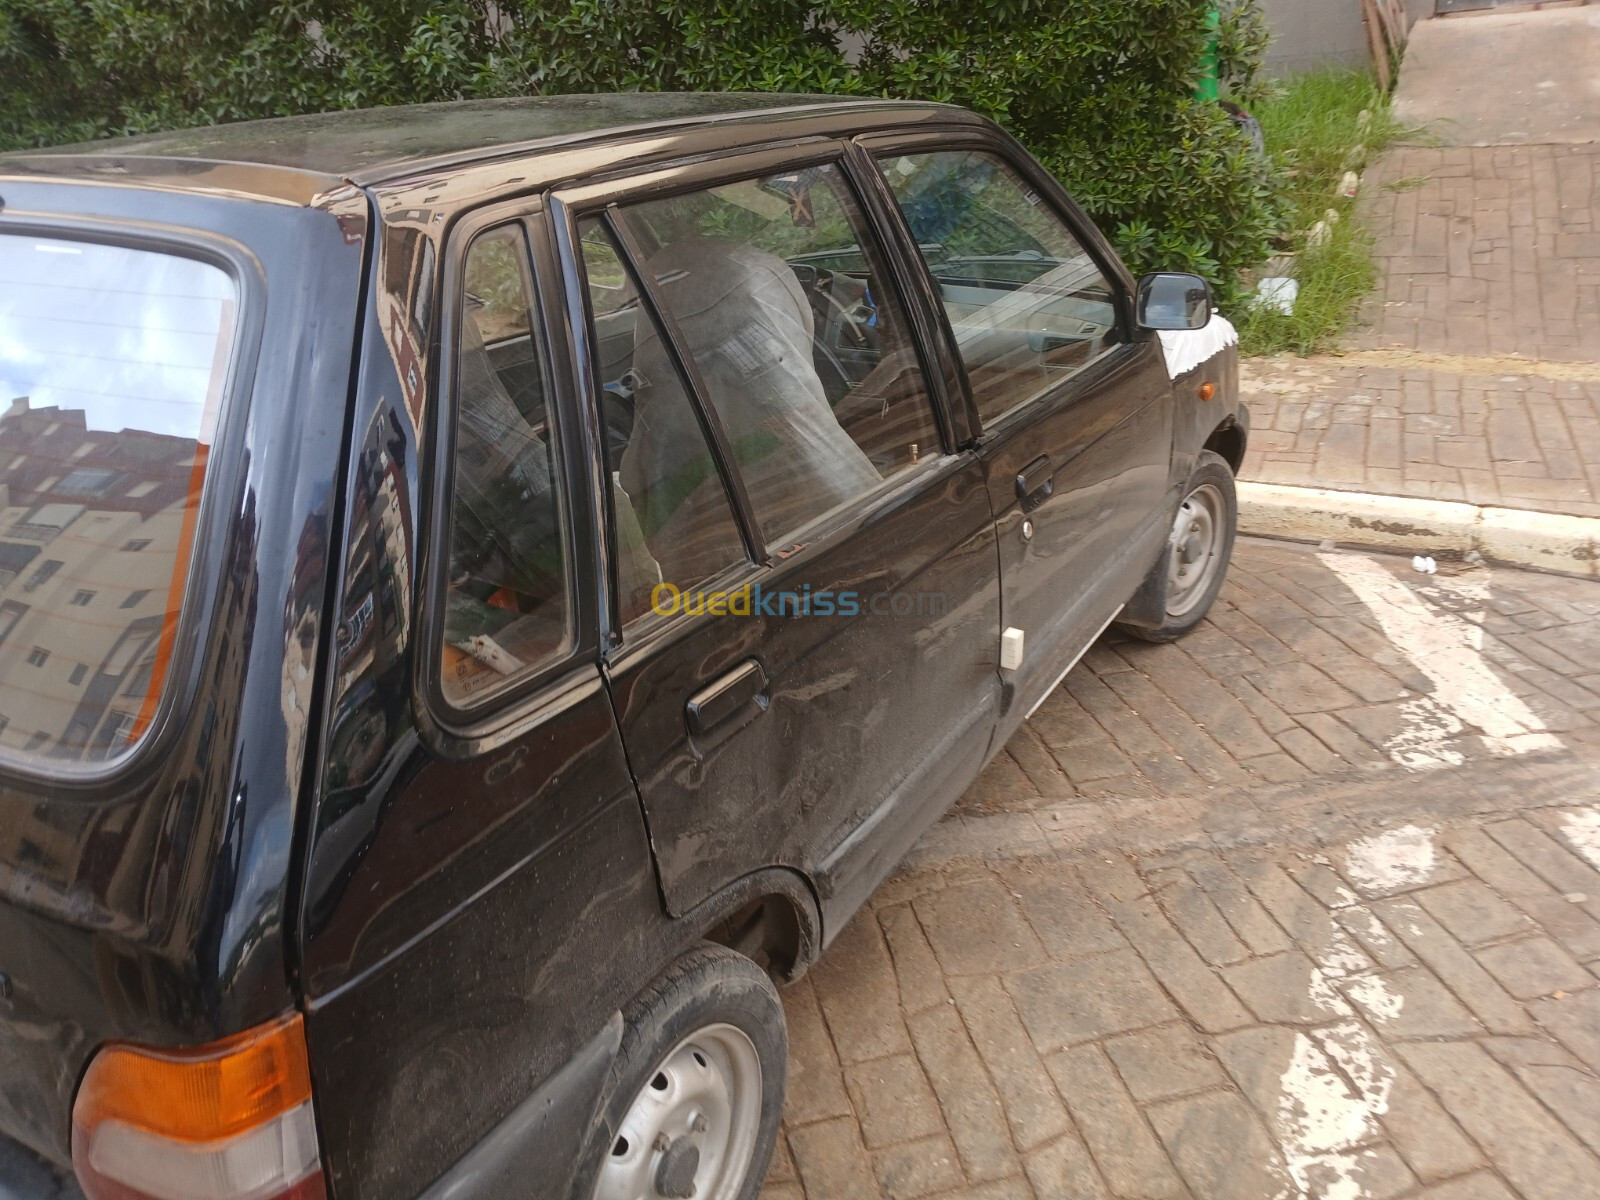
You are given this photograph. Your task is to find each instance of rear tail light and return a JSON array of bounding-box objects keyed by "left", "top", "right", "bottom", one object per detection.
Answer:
[{"left": 71, "top": 1013, "right": 327, "bottom": 1200}]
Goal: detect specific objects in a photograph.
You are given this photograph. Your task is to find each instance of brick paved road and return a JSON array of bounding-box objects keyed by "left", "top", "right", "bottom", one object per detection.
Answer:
[{"left": 762, "top": 539, "right": 1600, "bottom": 1200}]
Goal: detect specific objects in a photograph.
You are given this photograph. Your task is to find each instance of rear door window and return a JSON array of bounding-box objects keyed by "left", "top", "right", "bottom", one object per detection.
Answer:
[
  {"left": 614, "top": 161, "right": 945, "bottom": 551},
  {"left": 579, "top": 218, "right": 750, "bottom": 626},
  {"left": 0, "top": 234, "right": 235, "bottom": 765}
]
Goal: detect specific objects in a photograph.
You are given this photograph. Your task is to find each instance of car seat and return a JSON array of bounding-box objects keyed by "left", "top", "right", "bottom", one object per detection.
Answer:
[{"left": 620, "top": 237, "right": 881, "bottom": 574}]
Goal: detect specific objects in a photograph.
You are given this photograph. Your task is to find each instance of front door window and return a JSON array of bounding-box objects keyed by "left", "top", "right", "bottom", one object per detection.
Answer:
[{"left": 879, "top": 150, "right": 1122, "bottom": 425}]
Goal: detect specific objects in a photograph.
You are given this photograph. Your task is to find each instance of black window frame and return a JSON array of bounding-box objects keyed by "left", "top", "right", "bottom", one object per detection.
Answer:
[
  {"left": 549, "top": 140, "right": 968, "bottom": 652},
  {"left": 0, "top": 601, "right": 25, "bottom": 646},
  {"left": 419, "top": 199, "right": 601, "bottom": 731},
  {"left": 855, "top": 128, "right": 1148, "bottom": 442}
]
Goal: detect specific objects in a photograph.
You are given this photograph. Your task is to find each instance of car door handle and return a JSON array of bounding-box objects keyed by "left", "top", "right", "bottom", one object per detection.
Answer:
[
  {"left": 1016, "top": 455, "right": 1054, "bottom": 510},
  {"left": 686, "top": 659, "right": 769, "bottom": 738}
]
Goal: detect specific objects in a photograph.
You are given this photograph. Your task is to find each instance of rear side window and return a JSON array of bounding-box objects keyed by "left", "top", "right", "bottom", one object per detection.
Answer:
[
  {"left": 439, "top": 224, "right": 571, "bottom": 708},
  {"left": 0, "top": 234, "right": 235, "bottom": 765}
]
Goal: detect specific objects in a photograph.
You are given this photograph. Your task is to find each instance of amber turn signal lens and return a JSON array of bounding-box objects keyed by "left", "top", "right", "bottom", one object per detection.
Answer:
[
  {"left": 72, "top": 1013, "right": 325, "bottom": 1200},
  {"left": 73, "top": 1012, "right": 313, "bottom": 1143},
  {"left": 1197, "top": 382, "right": 1217, "bottom": 401}
]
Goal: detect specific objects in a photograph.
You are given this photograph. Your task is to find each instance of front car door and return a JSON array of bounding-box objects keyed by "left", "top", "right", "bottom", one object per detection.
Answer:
[
  {"left": 866, "top": 133, "right": 1176, "bottom": 725},
  {"left": 551, "top": 145, "right": 1001, "bottom": 932}
]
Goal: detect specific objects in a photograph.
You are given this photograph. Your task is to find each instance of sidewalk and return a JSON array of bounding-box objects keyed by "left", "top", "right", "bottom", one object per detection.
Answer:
[
  {"left": 1240, "top": 353, "right": 1600, "bottom": 515},
  {"left": 1238, "top": 7, "right": 1600, "bottom": 538}
]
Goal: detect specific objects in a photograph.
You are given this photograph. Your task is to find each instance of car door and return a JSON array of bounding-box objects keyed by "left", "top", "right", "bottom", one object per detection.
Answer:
[
  {"left": 866, "top": 134, "right": 1176, "bottom": 724},
  {"left": 299, "top": 209, "right": 669, "bottom": 1200},
  {"left": 550, "top": 147, "right": 1001, "bottom": 931}
]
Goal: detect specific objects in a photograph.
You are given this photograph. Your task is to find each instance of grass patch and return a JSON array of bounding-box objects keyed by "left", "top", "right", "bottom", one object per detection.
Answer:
[{"left": 1234, "top": 68, "right": 1410, "bottom": 357}]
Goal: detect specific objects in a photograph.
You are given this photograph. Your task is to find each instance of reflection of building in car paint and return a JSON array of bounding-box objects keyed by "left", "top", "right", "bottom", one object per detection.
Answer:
[
  {"left": 335, "top": 409, "right": 413, "bottom": 695},
  {"left": 0, "top": 396, "right": 197, "bottom": 762},
  {"left": 325, "top": 212, "right": 428, "bottom": 697}
]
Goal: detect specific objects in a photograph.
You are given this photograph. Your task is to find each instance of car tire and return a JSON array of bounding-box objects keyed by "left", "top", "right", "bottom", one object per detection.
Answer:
[
  {"left": 584, "top": 944, "right": 786, "bottom": 1200},
  {"left": 1118, "top": 450, "right": 1237, "bottom": 644}
]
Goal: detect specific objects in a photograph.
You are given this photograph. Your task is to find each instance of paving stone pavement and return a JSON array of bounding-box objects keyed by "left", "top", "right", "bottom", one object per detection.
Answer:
[
  {"left": 1238, "top": 358, "right": 1600, "bottom": 514},
  {"left": 760, "top": 539, "right": 1600, "bottom": 1200},
  {"left": 1236, "top": 69, "right": 1600, "bottom": 516},
  {"left": 1357, "top": 143, "right": 1600, "bottom": 365}
]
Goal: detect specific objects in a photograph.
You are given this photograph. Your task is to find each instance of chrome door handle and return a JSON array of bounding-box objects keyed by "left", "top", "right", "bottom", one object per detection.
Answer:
[
  {"left": 1016, "top": 455, "right": 1054, "bottom": 510},
  {"left": 686, "top": 659, "right": 769, "bottom": 738}
]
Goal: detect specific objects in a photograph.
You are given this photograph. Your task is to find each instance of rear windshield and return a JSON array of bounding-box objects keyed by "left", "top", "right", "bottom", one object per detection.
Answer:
[{"left": 0, "top": 234, "right": 235, "bottom": 766}]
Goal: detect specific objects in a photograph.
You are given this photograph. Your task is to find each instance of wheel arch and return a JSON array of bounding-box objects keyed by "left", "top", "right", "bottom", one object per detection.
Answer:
[
  {"left": 682, "top": 866, "right": 822, "bottom": 984},
  {"left": 1203, "top": 418, "right": 1246, "bottom": 475}
]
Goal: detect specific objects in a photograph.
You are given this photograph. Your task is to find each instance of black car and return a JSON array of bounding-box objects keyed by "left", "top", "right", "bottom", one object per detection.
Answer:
[{"left": 0, "top": 93, "right": 1247, "bottom": 1200}]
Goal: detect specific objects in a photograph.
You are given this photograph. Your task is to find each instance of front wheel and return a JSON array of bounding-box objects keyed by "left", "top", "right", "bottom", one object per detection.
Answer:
[
  {"left": 1118, "top": 450, "right": 1237, "bottom": 643},
  {"left": 586, "top": 944, "right": 786, "bottom": 1200}
]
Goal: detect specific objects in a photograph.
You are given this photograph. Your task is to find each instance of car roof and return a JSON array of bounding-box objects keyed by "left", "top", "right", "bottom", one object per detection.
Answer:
[{"left": 0, "top": 93, "right": 964, "bottom": 206}]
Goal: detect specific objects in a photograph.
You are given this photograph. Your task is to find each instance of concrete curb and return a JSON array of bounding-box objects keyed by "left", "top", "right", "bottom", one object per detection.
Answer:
[{"left": 1237, "top": 481, "right": 1600, "bottom": 579}]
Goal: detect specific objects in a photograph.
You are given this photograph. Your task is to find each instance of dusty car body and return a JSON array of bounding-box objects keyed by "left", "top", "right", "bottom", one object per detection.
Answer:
[{"left": 0, "top": 93, "right": 1246, "bottom": 1200}]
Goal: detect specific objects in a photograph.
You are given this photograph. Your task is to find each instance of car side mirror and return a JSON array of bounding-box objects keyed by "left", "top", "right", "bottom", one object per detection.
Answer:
[{"left": 1136, "top": 272, "right": 1212, "bottom": 331}]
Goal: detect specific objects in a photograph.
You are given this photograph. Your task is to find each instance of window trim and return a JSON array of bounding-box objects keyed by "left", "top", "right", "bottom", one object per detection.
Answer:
[
  {"left": 856, "top": 128, "right": 1148, "bottom": 438},
  {"left": 0, "top": 216, "right": 263, "bottom": 783},
  {"left": 419, "top": 201, "right": 596, "bottom": 729},
  {"left": 842, "top": 140, "right": 975, "bottom": 452},
  {"left": 550, "top": 145, "right": 967, "bottom": 647}
]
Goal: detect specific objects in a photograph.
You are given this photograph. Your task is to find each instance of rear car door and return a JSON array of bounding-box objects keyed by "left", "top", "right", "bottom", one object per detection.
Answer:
[
  {"left": 298, "top": 206, "right": 666, "bottom": 1200},
  {"left": 552, "top": 147, "right": 1001, "bottom": 930},
  {"left": 868, "top": 136, "right": 1176, "bottom": 722}
]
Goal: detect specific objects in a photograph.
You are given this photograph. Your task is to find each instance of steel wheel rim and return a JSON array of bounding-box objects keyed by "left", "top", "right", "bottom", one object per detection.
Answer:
[
  {"left": 1165, "top": 483, "right": 1225, "bottom": 619},
  {"left": 594, "top": 1023, "right": 763, "bottom": 1200}
]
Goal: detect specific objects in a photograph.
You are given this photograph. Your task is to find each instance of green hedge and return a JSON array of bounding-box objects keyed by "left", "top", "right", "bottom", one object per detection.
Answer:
[{"left": 0, "top": 0, "right": 1283, "bottom": 302}]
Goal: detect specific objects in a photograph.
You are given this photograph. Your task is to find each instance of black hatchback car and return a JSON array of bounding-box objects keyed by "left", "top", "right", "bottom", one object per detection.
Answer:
[{"left": 0, "top": 93, "right": 1247, "bottom": 1200}]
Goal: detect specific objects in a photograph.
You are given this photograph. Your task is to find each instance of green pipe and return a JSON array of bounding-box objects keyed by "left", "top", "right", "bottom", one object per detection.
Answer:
[{"left": 1195, "top": 3, "right": 1222, "bottom": 102}]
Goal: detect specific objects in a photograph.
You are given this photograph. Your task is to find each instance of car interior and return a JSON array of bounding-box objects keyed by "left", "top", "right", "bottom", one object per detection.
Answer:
[{"left": 441, "top": 301, "right": 570, "bottom": 701}]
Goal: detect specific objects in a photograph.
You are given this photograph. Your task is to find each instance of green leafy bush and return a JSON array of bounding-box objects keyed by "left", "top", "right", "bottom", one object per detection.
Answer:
[{"left": 0, "top": 0, "right": 1283, "bottom": 303}]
